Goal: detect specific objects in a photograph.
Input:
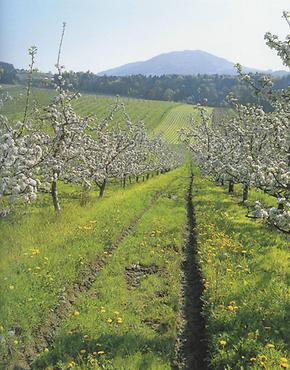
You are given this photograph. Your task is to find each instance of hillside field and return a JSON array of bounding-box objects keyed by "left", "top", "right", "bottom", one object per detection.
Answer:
[{"left": 0, "top": 85, "right": 196, "bottom": 141}]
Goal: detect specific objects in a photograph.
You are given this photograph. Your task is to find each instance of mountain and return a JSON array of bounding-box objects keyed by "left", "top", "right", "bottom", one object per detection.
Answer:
[{"left": 98, "top": 50, "right": 288, "bottom": 77}]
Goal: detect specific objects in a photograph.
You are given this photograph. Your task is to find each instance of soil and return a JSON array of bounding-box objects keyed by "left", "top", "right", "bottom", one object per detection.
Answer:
[{"left": 173, "top": 173, "right": 209, "bottom": 370}]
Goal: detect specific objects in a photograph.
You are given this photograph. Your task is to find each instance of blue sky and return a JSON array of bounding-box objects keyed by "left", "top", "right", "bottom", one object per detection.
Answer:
[{"left": 0, "top": 0, "right": 289, "bottom": 73}]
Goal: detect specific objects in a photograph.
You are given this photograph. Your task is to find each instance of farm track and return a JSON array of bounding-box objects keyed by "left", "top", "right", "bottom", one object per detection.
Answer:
[
  {"left": 11, "top": 186, "right": 169, "bottom": 370},
  {"left": 173, "top": 173, "right": 208, "bottom": 370}
]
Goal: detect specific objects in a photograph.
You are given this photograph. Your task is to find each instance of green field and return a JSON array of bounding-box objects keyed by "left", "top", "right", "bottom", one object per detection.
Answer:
[
  {"left": 153, "top": 105, "right": 197, "bottom": 143},
  {"left": 0, "top": 85, "right": 289, "bottom": 369},
  {"left": 0, "top": 85, "right": 196, "bottom": 142}
]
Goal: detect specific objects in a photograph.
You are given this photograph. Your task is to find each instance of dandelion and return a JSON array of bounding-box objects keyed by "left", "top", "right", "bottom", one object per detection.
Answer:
[
  {"left": 107, "top": 318, "right": 112, "bottom": 324},
  {"left": 73, "top": 311, "right": 80, "bottom": 317},
  {"left": 117, "top": 317, "right": 123, "bottom": 324},
  {"left": 9, "top": 285, "right": 14, "bottom": 290},
  {"left": 219, "top": 340, "right": 227, "bottom": 347},
  {"left": 265, "top": 343, "right": 275, "bottom": 349},
  {"left": 13, "top": 340, "right": 18, "bottom": 345},
  {"left": 44, "top": 348, "right": 49, "bottom": 353},
  {"left": 80, "top": 349, "right": 86, "bottom": 354},
  {"left": 97, "top": 351, "right": 105, "bottom": 355},
  {"left": 280, "top": 357, "right": 289, "bottom": 369}
]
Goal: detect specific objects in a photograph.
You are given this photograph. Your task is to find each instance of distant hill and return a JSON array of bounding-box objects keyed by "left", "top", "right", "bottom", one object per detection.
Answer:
[{"left": 98, "top": 50, "right": 289, "bottom": 77}]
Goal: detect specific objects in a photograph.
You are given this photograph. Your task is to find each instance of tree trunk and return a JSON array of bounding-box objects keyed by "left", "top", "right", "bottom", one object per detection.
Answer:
[
  {"left": 99, "top": 179, "right": 107, "bottom": 198},
  {"left": 228, "top": 178, "right": 234, "bottom": 193},
  {"left": 146, "top": 173, "right": 150, "bottom": 180},
  {"left": 129, "top": 176, "right": 132, "bottom": 184},
  {"left": 122, "top": 175, "right": 126, "bottom": 189},
  {"left": 51, "top": 173, "right": 61, "bottom": 212},
  {"left": 136, "top": 176, "right": 139, "bottom": 183},
  {"left": 142, "top": 176, "right": 145, "bottom": 182},
  {"left": 156, "top": 171, "right": 159, "bottom": 176},
  {"left": 220, "top": 177, "right": 224, "bottom": 186},
  {"left": 242, "top": 183, "right": 249, "bottom": 202}
]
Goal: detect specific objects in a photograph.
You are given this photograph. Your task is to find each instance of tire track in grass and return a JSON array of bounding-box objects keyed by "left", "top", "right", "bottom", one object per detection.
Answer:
[
  {"left": 13, "top": 186, "right": 170, "bottom": 370},
  {"left": 174, "top": 172, "right": 208, "bottom": 370}
]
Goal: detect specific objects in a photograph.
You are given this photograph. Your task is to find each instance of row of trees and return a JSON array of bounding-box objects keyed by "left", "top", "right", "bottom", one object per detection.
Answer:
[
  {"left": 0, "top": 62, "right": 17, "bottom": 84},
  {"left": 6, "top": 63, "right": 289, "bottom": 108},
  {"left": 40, "top": 71, "right": 290, "bottom": 108},
  {"left": 0, "top": 42, "right": 183, "bottom": 214},
  {"left": 181, "top": 14, "right": 290, "bottom": 233}
]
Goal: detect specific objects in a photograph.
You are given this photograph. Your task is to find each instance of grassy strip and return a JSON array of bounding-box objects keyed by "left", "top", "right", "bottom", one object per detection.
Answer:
[
  {"left": 193, "top": 175, "right": 289, "bottom": 370},
  {"left": 0, "top": 170, "right": 180, "bottom": 367},
  {"left": 33, "top": 169, "right": 188, "bottom": 369}
]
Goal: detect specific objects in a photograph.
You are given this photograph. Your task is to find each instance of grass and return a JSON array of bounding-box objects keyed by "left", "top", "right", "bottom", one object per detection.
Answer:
[
  {"left": 0, "top": 167, "right": 187, "bottom": 369},
  {"left": 33, "top": 168, "right": 187, "bottom": 369},
  {"left": 193, "top": 174, "right": 289, "bottom": 370},
  {"left": 0, "top": 85, "right": 55, "bottom": 120},
  {"left": 0, "top": 85, "right": 195, "bottom": 143},
  {"left": 1, "top": 83, "right": 289, "bottom": 369},
  {"left": 154, "top": 105, "right": 213, "bottom": 144},
  {"left": 0, "top": 164, "right": 289, "bottom": 369}
]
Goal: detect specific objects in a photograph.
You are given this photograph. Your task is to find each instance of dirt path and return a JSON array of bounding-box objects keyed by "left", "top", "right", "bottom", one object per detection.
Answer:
[
  {"left": 11, "top": 188, "right": 166, "bottom": 370},
  {"left": 173, "top": 173, "right": 208, "bottom": 370}
]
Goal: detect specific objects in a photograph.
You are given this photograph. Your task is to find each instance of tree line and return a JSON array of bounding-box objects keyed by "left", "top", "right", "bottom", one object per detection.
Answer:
[{"left": 1, "top": 60, "right": 289, "bottom": 108}]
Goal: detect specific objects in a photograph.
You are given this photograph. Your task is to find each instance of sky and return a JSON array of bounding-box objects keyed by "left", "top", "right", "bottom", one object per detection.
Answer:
[{"left": 0, "top": 0, "right": 289, "bottom": 73}]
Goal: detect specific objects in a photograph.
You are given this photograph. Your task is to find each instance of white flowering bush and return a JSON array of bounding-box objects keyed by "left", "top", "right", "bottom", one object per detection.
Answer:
[
  {"left": 0, "top": 47, "right": 43, "bottom": 212},
  {"left": 181, "top": 14, "right": 290, "bottom": 233},
  {"left": 0, "top": 118, "right": 42, "bottom": 202},
  {"left": 0, "top": 23, "right": 183, "bottom": 213}
]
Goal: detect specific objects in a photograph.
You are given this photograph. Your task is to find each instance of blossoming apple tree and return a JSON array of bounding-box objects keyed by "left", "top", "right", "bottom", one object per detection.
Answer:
[{"left": 181, "top": 14, "right": 290, "bottom": 233}]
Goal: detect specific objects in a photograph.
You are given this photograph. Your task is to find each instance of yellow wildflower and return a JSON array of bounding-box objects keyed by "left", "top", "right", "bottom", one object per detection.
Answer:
[{"left": 280, "top": 358, "right": 289, "bottom": 369}]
